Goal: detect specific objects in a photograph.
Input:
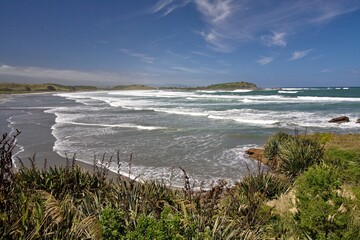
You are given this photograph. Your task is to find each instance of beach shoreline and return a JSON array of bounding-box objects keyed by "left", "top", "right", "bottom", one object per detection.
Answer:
[
  {"left": 2, "top": 89, "right": 359, "bottom": 187},
  {"left": 0, "top": 93, "right": 119, "bottom": 179}
]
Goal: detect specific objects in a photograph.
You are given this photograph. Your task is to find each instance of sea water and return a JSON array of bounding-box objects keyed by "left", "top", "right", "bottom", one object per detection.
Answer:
[{"left": 2, "top": 88, "right": 360, "bottom": 187}]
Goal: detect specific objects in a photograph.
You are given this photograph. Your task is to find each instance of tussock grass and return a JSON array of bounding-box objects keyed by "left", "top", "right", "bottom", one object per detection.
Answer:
[{"left": 1, "top": 131, "right": 359, "bottom": 239}]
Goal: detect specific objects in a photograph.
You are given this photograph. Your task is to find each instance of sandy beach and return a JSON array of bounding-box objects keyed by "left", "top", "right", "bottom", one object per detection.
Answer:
[{"left": 0, "top": 93, "right": 108, "bottom": 175}]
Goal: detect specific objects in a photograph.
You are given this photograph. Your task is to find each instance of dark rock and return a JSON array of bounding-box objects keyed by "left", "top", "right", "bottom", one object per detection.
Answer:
[
  {"left": 328, "top": 116, "right": 350, "bottom": 123},
  {"left": 357, "top": 118, "right": 360, "bottom": 124}
]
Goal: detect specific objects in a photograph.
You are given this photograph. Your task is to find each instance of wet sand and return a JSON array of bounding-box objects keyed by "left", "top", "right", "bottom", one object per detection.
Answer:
[{"left": 1, "top": 93, "right": 117, "bottom": 178}]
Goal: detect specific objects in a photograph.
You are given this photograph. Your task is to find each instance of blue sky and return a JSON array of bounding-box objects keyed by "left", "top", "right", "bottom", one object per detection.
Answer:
[{"left": 0, "top": 0, "right": 359, "bottom": 87}]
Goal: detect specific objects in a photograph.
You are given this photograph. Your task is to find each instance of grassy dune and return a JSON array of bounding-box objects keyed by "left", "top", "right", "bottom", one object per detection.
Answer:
[
  {"left": 1, "top": 131, "right": 359, "bottom": 239},
  {"left": 0, "top": 83, "right": 99, "bottom": 94}
]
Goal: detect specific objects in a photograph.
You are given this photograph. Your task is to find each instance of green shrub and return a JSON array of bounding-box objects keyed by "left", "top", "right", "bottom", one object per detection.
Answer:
[
  {"left": 125, "top": 207, "right": 199, "bottom": 240},
  {"left": 264, "top": 132, "right": 292, "bottom": 160},
  {"left": 264, "top": 133, "right": 325, "bottom": 179},
  {"left": 239, "top": 172, "right": 289, "bottom": 200},
  {"left": 279, "top": 136, "right": 324, "bottom": 180},
  {"left": 2, "top": 130, "right": 359, "bottom": 239},
  {"left": 100, "top": 208, "right": 126, "bottom": 239},
  {"left": 325, "top": 148, "right": 360, "bottom": 165},
  {"left": 295, "top": 164, "right": 359, "bottom": 239},
  {"left": 47, "top": 85, "right": 56, "bottom": 91},
  {"left": 325, "top": 148, "right": 360, "bottom": 186}
]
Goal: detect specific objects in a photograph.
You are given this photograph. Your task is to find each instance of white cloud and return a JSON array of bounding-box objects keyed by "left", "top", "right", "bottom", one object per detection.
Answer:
[
  {"left": 0, "top": 64, "right": 119, "bottom": 82},
  {"left": 290, "top": 49, "right": 313, "bottom": 60},
  {"left": 194, "top": 0, "right": 236, "bottom": 52},
  {"left": 119, "top": 48, "right": 156, "bottom": 64},
  {"left": 152, "top": 0, "right": 174, "bottom": 13},
  {"left": 257, "top": 56, "right": 273, "bottom": 65},
  {"left": 199, "top": 29, "right": 233, "bottom": 52},
  {"left": 321, "top": 69, "right": 331, "bottom": 73},
  {"left": 0, "top": 64, "right": 154, "bottom": 85},
  {"left": 261, "top": 32, "right": 286, "bottom": 47},
  {"left": 194, "top": 0, "right": 233, "bottom": 24},
  {"left": 190, "top": 51, "right": 213, "bottom": 58},
  {"left": 152, "top": 0, "right": 190, "bottom": 17},
  {"left": 311, "top": 3, "right": 360, "bottom": 24},
  {"left": 171, "top": 66, "right": 202, "bottom": 73},
  {"left": 157, "top": 0, "right": 360, "bottom": 52}
]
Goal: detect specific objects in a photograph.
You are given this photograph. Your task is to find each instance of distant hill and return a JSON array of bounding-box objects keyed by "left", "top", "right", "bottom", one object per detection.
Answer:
[
  {"left": 0, "top": 81, "right": 257, "bottom": 94},
  {"left": 168, "top": 81, "right": 258, "bottom": 90},
  {"left": 112, "top": 85, "right": 156, "bottom": 90},
  {"left": 205, "top": 81, "right": 257, "bottom": 90},
  {"left": 0, "top": 83, "right": 99, "bottom": 94}
]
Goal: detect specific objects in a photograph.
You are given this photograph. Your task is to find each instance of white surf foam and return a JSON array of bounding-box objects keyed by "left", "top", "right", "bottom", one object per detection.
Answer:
[
  {"left": 54, "top": 91, "right": 360, "bottom": 130},
  {"left": 297, "top": 96, "right": 360, "bottom": 102},
  {"left": 60, "top": 121, "right": 167, "bottom": 130},
  {"left": 233, "top": 89, "right": 253, "bottom": 93},
  {"left": 153, "top": 108, "right": 209, "bottom": 117},
  {"left": 278, "top": 90, "right": 298, "bottom": 94},
  {"left": 196, "top": 90, "right": 218, "bottom": 93},
  {"left": 48, "top": 109, "right": 167, "bottom": 131},
  {"left": 281, "top": 88, "right": 309, "bottom": 91}
]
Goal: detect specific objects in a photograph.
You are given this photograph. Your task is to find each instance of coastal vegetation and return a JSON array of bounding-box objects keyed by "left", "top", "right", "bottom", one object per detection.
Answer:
[
  {"left": 1, "top": 130, "right": 359, "bottom": 239},
  {"left": 0, "top": 83, "right": 99, "bottom": 94},
  {"left": 0, "top": 81, "right": 257, "bottom": 94},
  {"left": 204, "top": 81, "right": 257, "bottom": 90},
  {"left": 163, "top": 81, "right": 258, "bottom": 91},
  {"left": 0, "top": 83, "right": 155, "bottom": 94}
]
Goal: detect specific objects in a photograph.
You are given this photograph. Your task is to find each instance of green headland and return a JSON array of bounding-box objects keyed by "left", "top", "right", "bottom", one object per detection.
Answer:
[{"left": 0, "top": 81, "right": 257, "bottom": 94}]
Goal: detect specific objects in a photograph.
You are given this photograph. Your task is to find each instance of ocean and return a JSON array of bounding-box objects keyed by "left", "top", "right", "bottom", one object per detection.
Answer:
[{"left": 1, "top": 87, "right": 360, "bottom": 187}]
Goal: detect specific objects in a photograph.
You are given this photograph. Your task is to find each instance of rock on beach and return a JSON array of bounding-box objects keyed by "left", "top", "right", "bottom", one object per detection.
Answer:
[{"left": 328, "top": 116, "right": 350, "bottom": 123}]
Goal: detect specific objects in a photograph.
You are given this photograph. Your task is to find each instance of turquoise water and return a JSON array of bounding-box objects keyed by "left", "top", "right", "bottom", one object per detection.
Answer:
[{"left": 2, "top": 88, "right": 360, "bottom": 187}]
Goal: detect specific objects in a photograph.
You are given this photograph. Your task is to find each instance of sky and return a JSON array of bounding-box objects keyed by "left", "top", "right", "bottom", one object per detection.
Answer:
[{"left": 0, "top": 0, "right": 360, "bottom": 87}]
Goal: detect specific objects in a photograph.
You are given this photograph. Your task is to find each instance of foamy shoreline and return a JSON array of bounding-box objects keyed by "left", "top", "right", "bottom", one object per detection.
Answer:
[
  {"left": 0, "top": 94, "right": 120, "bottom": 179},
  {"left": 2, "top": 89, "right": 359, "bottom": 188},
  {"left": 0, "top": 94, "right": 12, "bottom": 104}
]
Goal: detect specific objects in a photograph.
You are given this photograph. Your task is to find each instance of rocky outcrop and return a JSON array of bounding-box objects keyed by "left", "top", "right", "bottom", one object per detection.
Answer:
[
  {"left": 245, "top": 148, "right": 287, "bottom": 174},
  {"left": 357, "top": 118, "right": 360, "bottom": 124},
  {"left": 245, "top": 148, "right": 268, "bottom": 165},
  {"left": 328, "top": 116, "right": 350, "bottom": 123}
]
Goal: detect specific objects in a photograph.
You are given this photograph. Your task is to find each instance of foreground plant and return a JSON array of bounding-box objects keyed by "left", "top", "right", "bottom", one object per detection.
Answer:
[
  {"left": 264, "top": 132, "right": 324, "bottom": 180},
  {"left": 279, "top": 135, "right": 324, "bottom": 180},
  {"left": 295, "top": 164, "right": 360, "bottom": 239},
  {"left": 1, "top": 130, "right": 359, "bottom": 239}
]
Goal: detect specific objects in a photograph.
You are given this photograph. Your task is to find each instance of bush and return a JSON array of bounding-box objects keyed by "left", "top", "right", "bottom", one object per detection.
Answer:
[
  {"left": 100, "top": 208, "right": 126, "bottom": 239},
  {"left": 264, "top": 132, "right": 292, "bottom": 161},
  {"left": 47, "top": 85, "right": 56, "bottom": 91},
  {"left": 279, "top": 136, "right": 324, "bottom": 180},
  {"left": 295, "top": 164, "right": 359, "bottom": 239},
  {"left": 0, "top": 131, "right": 21, "bottom": 237},
  {"left": 239, "top": 172, "right": 289, "bottom": 200},
  {"left": 264, "top": 132, "right": 324, "bottom": 180},
  {"left": 125, "top": 207, "right": 200, "bottom": 240},
  {"left": 1, "top": 130, "right": 358, "bottom": 239}
]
